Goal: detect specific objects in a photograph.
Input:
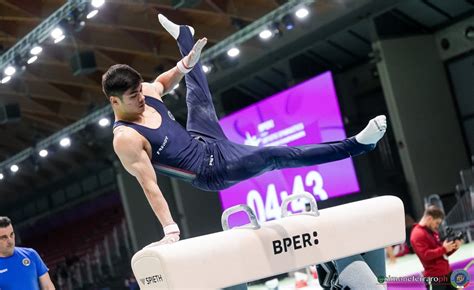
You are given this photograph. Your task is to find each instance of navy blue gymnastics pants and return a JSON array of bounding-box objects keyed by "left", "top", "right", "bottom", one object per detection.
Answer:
[{"left": 176, "top": 26, "right": 374, "bottom": 191}]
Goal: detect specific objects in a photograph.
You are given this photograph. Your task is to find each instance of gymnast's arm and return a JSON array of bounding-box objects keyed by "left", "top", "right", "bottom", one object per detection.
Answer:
[
  {"left": 150, "top": 37, "right": 208, "bottom": 97},
  {"left": 152, "top": 66, "right": 184, "bottom": 97},
  {"left": 113, "top": 127, "right": 176, "bottom": 228}
]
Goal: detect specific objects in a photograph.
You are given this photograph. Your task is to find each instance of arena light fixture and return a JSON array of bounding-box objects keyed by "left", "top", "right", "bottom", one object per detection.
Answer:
[
  {"left": 87, "top": 10, "right": 99, "bottom": 19},
  {"left": 50, "top": 27, "right": 64, "bottom": 39},
  {"left": 51, "top": 27, "right": 66, "bottom": 43},
  {"left": 30, "top": 46, "right": 43, "bottom": 55},
  {"left": 200, "top": 0, "right": 314, "bottom": 63},
  {"left": 27, "top": 56, "right": 38, "bottom": 64},
  {"left": 10, "top": 165, "right": 19, "bottom": 173},
  {"left": 1, "top": 76, "right": 11, "bottom": 84},
  {"left": 202, "top": 64, "right": 211, "bottom": 73},
  {"left": 4, "top": 65, "right": 16, "bottom": 76},
  {"left": 59, "top": 137, "right": 71, "bottom": 148},
  {"left": 227, "top": 47, "right": 240, "bottom": 58},
  {"left": 54, "top": 34, "right": 65, "bottom": 43},
  {"left": 0, "top": 173, "right": 3, "bottom": 180},
  {"left": 259, "top": 29, "right": 273, "bottom": 40},
  {"left": 91, "top": 0, "right": 105, "bottom": 8},
  {"left": 39, "top": 149, "right": 49, "bottom": 158},
  {"left": 295, "top": 7, "right": 309, "bottom": 19},
  {"left": 98, "top": 117, "right": 110, "bottom": 127}
]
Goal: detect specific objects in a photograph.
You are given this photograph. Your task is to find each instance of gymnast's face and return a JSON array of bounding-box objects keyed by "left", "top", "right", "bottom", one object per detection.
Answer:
[
  {"left": 112, "top": 84, "right": 145, "bottom": 115},
  {"left": 0, "top": 225, "right": 15, "bottom": 257}
]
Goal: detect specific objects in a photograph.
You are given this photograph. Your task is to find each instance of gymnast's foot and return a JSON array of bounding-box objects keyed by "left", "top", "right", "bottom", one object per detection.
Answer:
[
  {"left": 355, "top": 115, "right": 387, "bottom": 145},
  {"left": 158, "top": 14, "right": 194, "bottom": 40}
]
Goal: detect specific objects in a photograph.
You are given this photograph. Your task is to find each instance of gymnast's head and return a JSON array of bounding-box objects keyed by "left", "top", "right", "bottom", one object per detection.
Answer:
[
  {"left": 102, "top": 64, "right": 145, "bottom": 115},
  {"left": 0, "top": 216, "right": 15, "bottom": 257}
]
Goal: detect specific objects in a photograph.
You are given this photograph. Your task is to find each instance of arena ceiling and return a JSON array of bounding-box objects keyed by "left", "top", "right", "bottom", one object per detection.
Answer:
[
  {"left": 0, "top": 0, "right": 284, "bottom": 155},
  {"left": 0, "top": 0, "right": 472, "bottom": 208}
]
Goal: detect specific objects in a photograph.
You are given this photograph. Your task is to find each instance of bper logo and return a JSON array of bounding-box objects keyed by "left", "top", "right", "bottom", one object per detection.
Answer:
[
  {"left": 139, "top": 274, "right": 164, "bottom": 285},
  {"left": 272, "top": 231, "right": 319, "bottom": 255}
]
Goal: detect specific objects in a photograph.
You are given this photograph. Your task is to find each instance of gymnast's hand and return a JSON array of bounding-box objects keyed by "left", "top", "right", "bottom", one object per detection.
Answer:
[
  {"left": 181, "top": 38, "right": 207, "bottom": 70},
  {"left": 146, "top": 233, "right": 180, "bottom": 248},
  {"left": 144, "top": 224, "right": 180, "bottom": 248}
]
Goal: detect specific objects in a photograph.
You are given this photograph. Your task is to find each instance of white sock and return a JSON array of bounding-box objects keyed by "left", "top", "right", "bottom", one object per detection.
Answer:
[
  {"left": 158, "top": 14, "right": 194, "bottom": 40},
  {"left": 355, "top": 115, "right": 387, "bottom": 145},
  {"left": 338, "top": 261, "right": 386, "bottom": 289}
]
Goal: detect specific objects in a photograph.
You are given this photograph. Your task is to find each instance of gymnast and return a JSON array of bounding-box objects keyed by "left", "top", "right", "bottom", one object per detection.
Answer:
[{"left": 102, "top": 14, "right": 387, "bottom": 246}]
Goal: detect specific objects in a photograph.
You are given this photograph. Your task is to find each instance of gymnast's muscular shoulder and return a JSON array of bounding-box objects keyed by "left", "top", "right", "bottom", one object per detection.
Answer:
[
  {"left": 142, "top": 81, "right": 164, "bottom": 101},
  {"left": 113, "top": 126, "right": 153, "bottom": 161}
]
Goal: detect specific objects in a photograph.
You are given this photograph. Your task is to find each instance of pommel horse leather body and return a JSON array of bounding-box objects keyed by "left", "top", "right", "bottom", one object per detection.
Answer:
[{"left": 132, "top": 195, "right": 405, "bottom": 289}]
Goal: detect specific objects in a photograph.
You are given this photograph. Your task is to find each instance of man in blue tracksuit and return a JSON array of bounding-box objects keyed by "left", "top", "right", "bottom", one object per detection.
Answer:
[
  {"left": 0, "top": 216, "right": 55, "bottom": 290},
  {"left": 104, "top": 14, "right": 387, "bottom": 246}
]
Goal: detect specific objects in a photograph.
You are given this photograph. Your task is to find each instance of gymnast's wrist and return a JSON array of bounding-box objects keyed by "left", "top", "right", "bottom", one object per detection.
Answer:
[
  {"left": 164, "top": 223, "right": 180, "bottom": 235},
  {"left": 176, "top": 58, "right": 193, "bottom": 74}
]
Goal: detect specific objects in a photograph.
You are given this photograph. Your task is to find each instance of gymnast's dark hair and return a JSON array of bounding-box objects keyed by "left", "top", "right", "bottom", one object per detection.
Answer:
[
  {"left": 102, "top": 64, "right": 143, "bottom": 99},
  {"left": 0, "top": 216, "right": 12, "bottom": 228}
]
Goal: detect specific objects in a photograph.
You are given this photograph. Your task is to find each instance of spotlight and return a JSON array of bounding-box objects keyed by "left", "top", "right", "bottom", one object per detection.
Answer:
[
  {"left": 87, "top": 10, "right": 99, "bottom": 19},
  {"left": 1, "top": 76, "right": 11, "bottom": 84},
  {"left": 10, "top": 165, "right": 19, "bottom": 173},
  {"left": 202, "top": 64, "right": 211, "bottom": 73},
  {"left": 0, "top": 173, "right": 3, "bottom": 180},
  {"left": 259, "top": 29, "right": 273, "bottom": 40},
  {"left": 54, "top": 34, "right": 65, "bottom": 44},
  {"left": 39, "top": 149, "right": 48, "bottom": 158},
  {"left": 27, "top": 56, "right": 38, "bottom": 64},
  {"left": 282, "top": 15, "right": 295, "bottom": 30},
  {"left": 227, "top": 47, "right": 240, "bottom": 58},
  {"left": 51, "top": 27, "right": 64, "bottom": 39},
  {"left": 91, "top": 0, "right": 105, "bottom": 8},
  {"left": 4, "top": 66, "right": 16, "bottom": 76},
  {"left": 30, "top": 46, "right": 42, "bottom": 55},
  {"left": 98, "top": 117, "right": 110, "bottom": 127},
  {"left": 59, "top": 137, "right": 71, "bottom": 147},
  {"left": 295, "top": 7, "right": 309, "bottom": 19}
]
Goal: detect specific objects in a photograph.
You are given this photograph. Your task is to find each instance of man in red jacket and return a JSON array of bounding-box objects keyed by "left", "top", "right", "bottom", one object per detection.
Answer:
[{"left": 410, "top": 206, "right": 463, "bottom": 289}]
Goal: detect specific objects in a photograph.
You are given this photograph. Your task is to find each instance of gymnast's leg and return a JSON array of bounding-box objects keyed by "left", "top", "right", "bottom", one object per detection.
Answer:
[
  {"left": 225, "top": 115, "right": 387, "bottom": 182},
  {"left": 159, "top": 14, "right": 248, "bottom": 285},
  {"left": 158, "top": 14, "right": 388, "bottom": 185},
  {"left": 158, "top": 14, "right": 227, "bottom": 140}
]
